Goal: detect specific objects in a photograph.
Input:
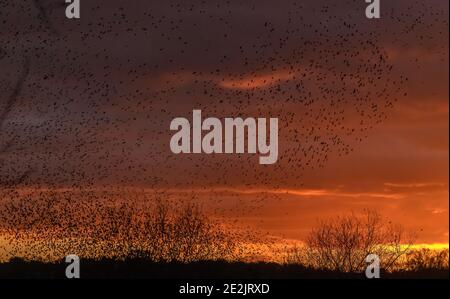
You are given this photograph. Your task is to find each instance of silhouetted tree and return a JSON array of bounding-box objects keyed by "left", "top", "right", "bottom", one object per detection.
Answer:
[
  {"left": 286, "top": 210, "right": 414, "bottom": 272},
  {"left": 0, "top": 193, "right": 236, "bottom": 262}
]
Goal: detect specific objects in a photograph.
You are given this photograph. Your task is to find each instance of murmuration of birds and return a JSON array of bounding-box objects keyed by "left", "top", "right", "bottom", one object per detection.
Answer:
[{"left": 0, "top": 0, "right": 447, "bottom": 261}]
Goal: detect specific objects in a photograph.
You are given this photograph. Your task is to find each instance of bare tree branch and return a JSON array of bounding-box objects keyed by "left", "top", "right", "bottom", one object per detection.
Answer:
[
  {"left": 0, "top": 58, "right": 30, "bottom": 132},
  {"left": 287, "top": 210, "right": 415, "bottom": 272},
  {"left": 1, "top": 57, "right": 32, "bottom": 187},
  {"left": 32, "top": 0, "right": 61, "bottom": 35}
]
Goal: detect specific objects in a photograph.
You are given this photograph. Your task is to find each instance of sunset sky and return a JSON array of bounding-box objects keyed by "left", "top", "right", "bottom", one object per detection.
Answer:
[{"left": 0, "top": 0, "right": 448, "bottom": 259}]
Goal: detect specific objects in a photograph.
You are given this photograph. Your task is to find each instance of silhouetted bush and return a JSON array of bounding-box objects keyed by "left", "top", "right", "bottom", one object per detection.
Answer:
[{"left": 404, "top": 249, "right": 449, "bottom": 271}]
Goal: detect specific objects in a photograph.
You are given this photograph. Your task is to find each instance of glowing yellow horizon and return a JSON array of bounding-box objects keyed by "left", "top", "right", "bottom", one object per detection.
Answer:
[{"left": 409, "top": 243, "right": 449, "bottom": 250}]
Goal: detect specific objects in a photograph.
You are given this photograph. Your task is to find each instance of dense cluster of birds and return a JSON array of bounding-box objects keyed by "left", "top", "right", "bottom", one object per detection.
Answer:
[
  {"left": 0, "top": 0, "right": 447, "bottom": 261},
  {"left": 0, "top": 189, "right": 244, "bottom": 262}
]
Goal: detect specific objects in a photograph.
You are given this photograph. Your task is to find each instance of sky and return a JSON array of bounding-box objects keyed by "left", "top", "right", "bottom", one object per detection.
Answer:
[{"left": 0, "top": 0, "right": 448, "bottom": 256}]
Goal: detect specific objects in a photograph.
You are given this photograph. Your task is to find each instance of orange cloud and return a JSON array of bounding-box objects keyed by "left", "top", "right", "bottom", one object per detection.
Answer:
[{"left": 218, "top": 70, "right": 296, "bottom": 90}]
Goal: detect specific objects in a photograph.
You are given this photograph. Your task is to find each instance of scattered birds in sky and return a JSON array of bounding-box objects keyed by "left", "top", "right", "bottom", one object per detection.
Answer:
[{"left": 0, "top": 0, "right": 447, "bottom": 260}]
